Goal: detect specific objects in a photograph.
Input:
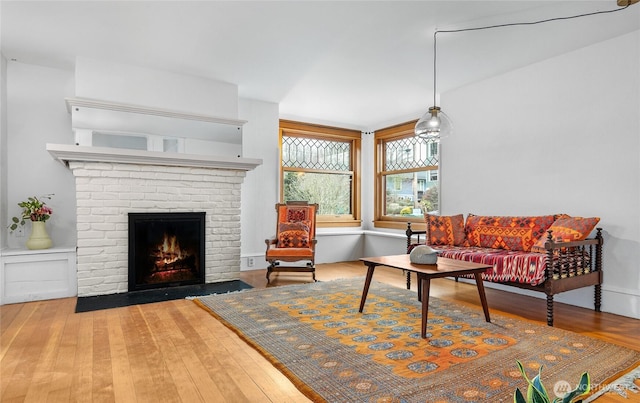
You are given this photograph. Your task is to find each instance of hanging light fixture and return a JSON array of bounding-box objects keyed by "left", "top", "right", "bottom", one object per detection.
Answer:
[
  {"left": 415, "top": 31, "right": 451, "bottom": 141},
  {"left": 415, "top": 1, "right": 636, "bottom": 140}
]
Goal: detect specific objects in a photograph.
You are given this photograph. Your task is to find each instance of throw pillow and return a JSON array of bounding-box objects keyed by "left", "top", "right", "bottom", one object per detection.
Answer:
[
  {"left": 286, "top": 207, "right": 310, "bottom": 222},
  {"left": 465, "top": 214, "right": 555, "bottom": 252},
  {"left": 277, "top": 221, "right": 311, "bottom": 248},
  {"left": 531, "top": 216, "right": 600, "bottom": 253},
  {"left": 425, "top": 213, "right": 466, "bottom": 246}
]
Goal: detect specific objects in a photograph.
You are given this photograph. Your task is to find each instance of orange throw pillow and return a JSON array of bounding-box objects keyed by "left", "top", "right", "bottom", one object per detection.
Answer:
[
  {"left": 465, "top": 214, "right": 555, "bottom": 252},
  {"left": 425, "top": 214, "right": 466, "bottom": 246},
  {"left": 531, "top": 216, "right": 600, "bottom": 253}
]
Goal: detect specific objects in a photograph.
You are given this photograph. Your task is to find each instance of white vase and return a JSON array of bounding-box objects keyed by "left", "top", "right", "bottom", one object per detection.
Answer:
[{"left": 26, "top": 221, "right": 52, "bottom": 250}]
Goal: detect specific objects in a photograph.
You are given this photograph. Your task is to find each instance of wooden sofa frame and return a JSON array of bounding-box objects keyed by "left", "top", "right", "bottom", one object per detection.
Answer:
[{"left": 405, "top": 222, "right": 604, "bottom": 326}]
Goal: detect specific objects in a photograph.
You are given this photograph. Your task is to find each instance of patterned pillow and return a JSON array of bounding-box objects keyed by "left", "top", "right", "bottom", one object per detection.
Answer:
[
  {"left": 425, "top": 214, "right": 466, "bottom": 246},
  {"left": 465, "top": 214, "right": 555, "bottom": 252},
  {"left": 277, "top": 221, "right": 311, "bottom": 248},
  {"left": 286, "top": 207, "right": 310, "bottom": 222},
  {"left": 531, "top": 216, "right": 600, "bottom": 253}
]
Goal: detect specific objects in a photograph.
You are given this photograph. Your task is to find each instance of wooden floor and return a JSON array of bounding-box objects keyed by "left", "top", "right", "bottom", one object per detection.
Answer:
[{"left": 1, "top": 261, "right": 639, "bottom": 402}]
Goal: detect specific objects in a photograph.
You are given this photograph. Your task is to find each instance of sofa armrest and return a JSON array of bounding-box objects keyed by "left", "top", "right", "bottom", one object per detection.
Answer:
[{"left": 543, "top": 228, "right": 603, "bottom": 280}]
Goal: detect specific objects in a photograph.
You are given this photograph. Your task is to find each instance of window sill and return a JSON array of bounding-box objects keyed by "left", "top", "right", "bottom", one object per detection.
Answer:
[
  {"left": 317, "top": 219, "right": 362, "bottom": 228},
  {"left": 373, "top": 219, "right": 426, "bottom": 231}
]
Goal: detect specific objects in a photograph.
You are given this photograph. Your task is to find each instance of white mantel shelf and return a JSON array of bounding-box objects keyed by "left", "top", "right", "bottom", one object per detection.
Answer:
[{"left": 46, "top": 143, "right": 262, "bottom": 171}]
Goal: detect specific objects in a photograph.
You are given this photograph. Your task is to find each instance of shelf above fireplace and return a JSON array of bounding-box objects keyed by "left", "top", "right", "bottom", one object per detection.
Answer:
[
  {"left": 46, "top": 143, "right": 262, "bottom": 171},
  {"left": 65, "top": 97, "right": 249, "bottom": 157}
]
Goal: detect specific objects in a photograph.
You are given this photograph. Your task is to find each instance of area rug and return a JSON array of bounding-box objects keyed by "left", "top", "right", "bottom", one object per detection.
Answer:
[{"left": 194, "top": 278, "right": 640, "bottom": 402}]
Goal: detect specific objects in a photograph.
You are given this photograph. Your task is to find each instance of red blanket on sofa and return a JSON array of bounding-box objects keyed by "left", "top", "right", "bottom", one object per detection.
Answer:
[{"left": 432, "top": 245, "right": 549, "bottom": 286}]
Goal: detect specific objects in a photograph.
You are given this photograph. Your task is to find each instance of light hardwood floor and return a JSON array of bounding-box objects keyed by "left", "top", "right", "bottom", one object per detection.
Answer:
[{"left": 1, "top": 261, "right": 639, "bottom": 402}]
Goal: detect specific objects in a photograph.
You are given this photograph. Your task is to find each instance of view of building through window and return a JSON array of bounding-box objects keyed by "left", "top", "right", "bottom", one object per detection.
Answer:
[
  {"left": 374, "top": 121, "right": 439, "bottom": 228},
  {"left": 383, "top": 136, "right": 439, "bottom": 217}
]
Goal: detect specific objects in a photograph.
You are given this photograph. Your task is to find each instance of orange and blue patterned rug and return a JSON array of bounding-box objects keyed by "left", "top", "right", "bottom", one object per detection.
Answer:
[{"left": 194, "top": 278, "right": 640, "bottom": 402}]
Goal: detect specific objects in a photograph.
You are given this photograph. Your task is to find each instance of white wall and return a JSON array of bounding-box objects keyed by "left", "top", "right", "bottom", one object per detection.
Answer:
[
  {"left": 75, "top": 57, "right": 239, "bottom": 118},
  {"left": 442, "top": 30, "right": 640, "bottom": 319},
  {"left": 1, "top": 54, "right": 8, "bottom": 248},
  {"left": 238, "top": 98, "right": 280, "bottom": 269},
  {"left": 5, "top": 61, "right": 76, "bottom": 249}
]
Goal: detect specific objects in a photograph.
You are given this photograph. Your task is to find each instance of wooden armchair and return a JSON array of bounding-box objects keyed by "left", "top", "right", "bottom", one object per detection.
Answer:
[{"left": 265, "top": 201, "right": 319, "bottom": 284}]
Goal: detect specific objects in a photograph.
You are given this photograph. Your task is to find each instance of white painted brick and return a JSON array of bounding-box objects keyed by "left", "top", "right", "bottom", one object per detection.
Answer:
[
  {"left": 137, "top": 172, "right": 157, "bottom": 179},
  {"left": 88, "top": 177, "right": 119, "bottom": 185},
  {"left": 144, "top": 192, "right": 169, "bottom": 201},
  {"left": 91, "top": 207, "right": 120, "bottom": 216},
  {"left": 88, "top": 162, "right": 114, "bottom": 171},
  {"left": 104, "top": 184, "right": 131, "bottom": 193},
  {"left": 77, "top": 215, "right": 105, "bottom": 224},
  {"left": 105, "top": 200, "right": 131, "bottom": 208},
  {"left": 71, "top": 160, "right": 247, "bottom": 296},
  {"left": 76, "top": 199, "right": 103, "bottom": 208},
  {"left": 75, "top": 191, "right": 93, "bottom": 200},
  {"left": 77, "top": 238, "right": 118, "bottom": 248},
  {"left": 91, "top": 192, "right": 120, "bottom": 200},
  {"left": 101, "top": 170, "right": 133, "bottom": 178},
  {"left": 90, "top": 222, "right": 117, "bottom": 231},
  {"left": 80, "top": 230, "right": 109, "bottom": 239},
  {"left": 113, "top": 164, "right": 141, "bottom": 172},
  {"left": 72, "top": 168, "right": 101, "bottom": 177},
  {"left": 78, "top": 277, "right": 104, "bottom": 287},
  {"left": 119, "top": 192, "right": 145, "bottom": 200}
]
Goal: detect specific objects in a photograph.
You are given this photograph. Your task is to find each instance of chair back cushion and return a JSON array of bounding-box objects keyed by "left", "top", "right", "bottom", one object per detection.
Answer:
[{"left": 275, "top": 203, "right": 317, "bottom": 248}]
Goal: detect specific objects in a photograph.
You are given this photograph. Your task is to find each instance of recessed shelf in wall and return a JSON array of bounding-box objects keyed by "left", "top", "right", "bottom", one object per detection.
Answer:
[{"left": 65, "top": 97, "right": 248, "bottom": 156}]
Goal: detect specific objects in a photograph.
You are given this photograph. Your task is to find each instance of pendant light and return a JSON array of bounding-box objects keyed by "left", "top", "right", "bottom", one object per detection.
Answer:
[
  {"left": 415, "top": 31, "right": 451, "bottom": 141},
  {"left": 414, "top": 1, "right": 636, "bottom": 140}
]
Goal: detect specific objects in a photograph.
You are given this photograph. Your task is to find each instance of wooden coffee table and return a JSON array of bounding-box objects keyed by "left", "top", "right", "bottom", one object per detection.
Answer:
[{"left": 358, "top": 254, "right": 492, "bottom": 338}]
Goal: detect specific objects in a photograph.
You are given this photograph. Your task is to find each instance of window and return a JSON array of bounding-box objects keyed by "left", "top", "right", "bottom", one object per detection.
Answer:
[
  {"left": 374, "top": 121, "right": 439, "bottom": 230},
  {"left": 280, "top": 120, "right": 361, "bottom": 227}
]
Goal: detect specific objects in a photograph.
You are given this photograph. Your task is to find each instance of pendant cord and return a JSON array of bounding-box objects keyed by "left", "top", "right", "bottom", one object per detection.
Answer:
[{"left": 431, "top": 4, "right": 631, "bottom": 108}]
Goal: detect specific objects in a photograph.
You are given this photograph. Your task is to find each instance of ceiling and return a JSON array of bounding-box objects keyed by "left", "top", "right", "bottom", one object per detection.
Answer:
[{"left": 2, "top": 1, "right": 639, "bottom": 130}]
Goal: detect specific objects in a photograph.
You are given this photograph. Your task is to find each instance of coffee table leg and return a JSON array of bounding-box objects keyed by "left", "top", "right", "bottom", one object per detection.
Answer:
[
  {"left": 474, "top": 273, "right": 491, "bottom": 322},
  {"left": 358, "top": 264, "right": 376, "bottom": 313},
  {"left": 420, "top": 274, "right": 431, "bottom": 338}
]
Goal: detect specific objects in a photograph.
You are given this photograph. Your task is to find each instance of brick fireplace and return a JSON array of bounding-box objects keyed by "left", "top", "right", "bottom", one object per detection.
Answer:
[{"left": 47, "top": 144, "right": 261, "bottom": 297}]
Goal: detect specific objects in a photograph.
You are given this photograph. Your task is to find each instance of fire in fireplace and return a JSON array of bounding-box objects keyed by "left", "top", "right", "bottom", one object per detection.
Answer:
[{"left": 128, "top": 212, "right": 205, "bottom": 292}]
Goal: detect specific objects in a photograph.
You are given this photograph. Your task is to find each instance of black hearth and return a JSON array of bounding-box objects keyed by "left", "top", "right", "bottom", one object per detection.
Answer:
[{"left": 128, "top": 212, "right": 205, "bottom": 292}]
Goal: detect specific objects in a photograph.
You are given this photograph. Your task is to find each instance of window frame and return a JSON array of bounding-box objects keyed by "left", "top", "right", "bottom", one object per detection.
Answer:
[
  {"left": 373, "top": 120, "right": 439, "bottom": 230},
  {"left": 279, "top": 120, "right": 362, "bottom": 228}
]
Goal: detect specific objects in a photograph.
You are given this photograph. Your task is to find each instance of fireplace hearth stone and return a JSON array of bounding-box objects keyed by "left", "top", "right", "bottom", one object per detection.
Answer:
[{"left": 75, "top": 280, "right": 252, "bottom": 312}]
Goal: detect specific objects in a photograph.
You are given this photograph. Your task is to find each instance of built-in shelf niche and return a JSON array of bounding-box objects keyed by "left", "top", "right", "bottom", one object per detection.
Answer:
[{"left": 65, "top": 97, "right": 247, "bottom": 157}]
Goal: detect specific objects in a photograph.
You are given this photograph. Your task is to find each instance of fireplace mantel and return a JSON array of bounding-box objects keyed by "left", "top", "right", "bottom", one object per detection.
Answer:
[{"left": 46, "top": 143, "right": 262, "bottom": 171}]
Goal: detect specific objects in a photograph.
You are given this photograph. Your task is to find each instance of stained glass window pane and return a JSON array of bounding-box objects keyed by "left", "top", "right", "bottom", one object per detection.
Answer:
[
  {"left": 282, "top": 136, "right": 351, "bottom": 171},
  {"left": 384, "top": 136, "right": 438, "bottom": 171}
]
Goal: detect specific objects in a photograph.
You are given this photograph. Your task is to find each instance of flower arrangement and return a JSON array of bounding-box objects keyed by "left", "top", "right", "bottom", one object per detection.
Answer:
[{"left": 8, "top": 194, "right": 54, "bottom": 232}]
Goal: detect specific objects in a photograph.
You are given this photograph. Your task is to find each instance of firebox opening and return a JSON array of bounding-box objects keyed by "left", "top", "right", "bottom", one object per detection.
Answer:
[{"left": 128, "top": 212, "right": 205, "bottom": 292}]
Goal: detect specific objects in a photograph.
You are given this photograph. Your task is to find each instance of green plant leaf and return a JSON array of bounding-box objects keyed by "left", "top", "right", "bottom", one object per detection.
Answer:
[
  {"left": 516, "top": 360, "right": 551, "bottom": 403},
  {"left": 560, "top": 372, "right": 590, "bottom": 403},
  {"left": 515, "top": 388, "right": 527, "bottom": 403}
]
